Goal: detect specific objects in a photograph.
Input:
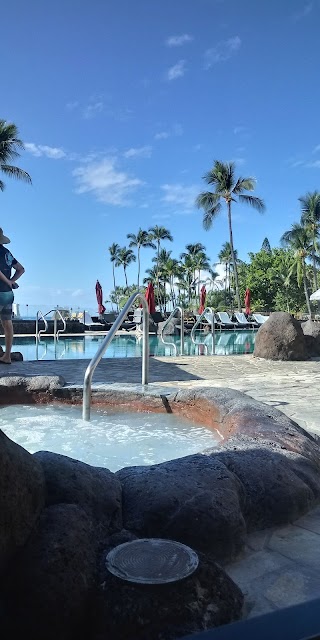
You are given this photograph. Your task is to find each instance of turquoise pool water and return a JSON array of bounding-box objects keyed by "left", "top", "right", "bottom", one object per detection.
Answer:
[{"left": 6, "top": 331, "right": 256, "bottom": 361}]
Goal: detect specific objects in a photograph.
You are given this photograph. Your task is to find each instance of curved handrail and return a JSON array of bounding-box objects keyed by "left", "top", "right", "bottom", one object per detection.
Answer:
[
  {"left": 83, "top": 292, "right": 149, "bottom": 421},
  {"left": 191, "top": 307, "right": 216, "bottom": 355},
  {"left": 53, "top": 309, "right": 67, "bottom": 340},
  {"left": 159, "top": 306, "right": 184, "bottom": 356},
  {"left": 36, "top": 310, "right": 49, "bottom": 340}
]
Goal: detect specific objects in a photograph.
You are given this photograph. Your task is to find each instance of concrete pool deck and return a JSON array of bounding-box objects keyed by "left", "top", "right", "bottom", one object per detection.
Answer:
[{"left": 1, "top": 353, "right": 320, "bottom": 619}]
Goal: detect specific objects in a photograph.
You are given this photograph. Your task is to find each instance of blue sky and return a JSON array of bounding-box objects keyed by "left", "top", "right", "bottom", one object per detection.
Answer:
[{"left": 2, "top": 0, "right": 320, "bottom": 310}]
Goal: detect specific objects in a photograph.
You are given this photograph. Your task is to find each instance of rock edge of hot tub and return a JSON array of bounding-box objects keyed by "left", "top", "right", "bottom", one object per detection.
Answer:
[{"left": 1, "top": 377, "right": 320, "bottom": 639}]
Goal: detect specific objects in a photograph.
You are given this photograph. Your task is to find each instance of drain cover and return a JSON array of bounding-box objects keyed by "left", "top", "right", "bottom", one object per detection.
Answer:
[{"left": 106, "top": 538, "right": 199, "bottom": 584}]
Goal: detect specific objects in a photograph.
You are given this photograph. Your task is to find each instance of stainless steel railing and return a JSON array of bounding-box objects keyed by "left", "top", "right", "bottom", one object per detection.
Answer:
[
  {"left": 82, "top": 292, "right": 149, "bottom": 421},
  {"left": 190, "top": 307, "right": 216, "bottom": 355},
  {"left": 36, "top": 309, "right": 67, "bottom": 359},
  {"left": 159, "top": 306, "right": 184, "bottom": 355}
]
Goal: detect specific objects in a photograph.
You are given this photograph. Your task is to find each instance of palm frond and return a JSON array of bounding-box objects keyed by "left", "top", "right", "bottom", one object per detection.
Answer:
[
  {"left": 0, "top": 180, "right": 5, "bottom": 191},
  {"left": 0, "top": 164, "right": 32, "bottom": 184},
  {"left": 233, "top": 177, "right": 256, "bottom": 194},
  {"left": 238, "top": 194, "right": 265, "bottom": 212},
  {"left": 203, "top": 203, "right": 222, "bottom": 230},
  {"left": 196, "top": 191, "right": 221, "bottom": 210}
]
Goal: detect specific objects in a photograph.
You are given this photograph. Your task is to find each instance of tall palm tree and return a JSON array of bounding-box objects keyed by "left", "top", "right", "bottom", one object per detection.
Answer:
[
  {"left": 196, "top": 160, "right": 265, "bottom": 311},
  {"left": 281, "top": 223, "right": 313, "bottom": 317},
  {"left": 148, "top": 226, "right": 173, "bottom": 305},
  {"left": 115, "top": 247, "right": 136, "bottom": 289},
  {"left": 108, "top": 243, "right": 120, "bottom": 294},
  {"left": 0, "top": 120, "right": 32, "bottom": 190},
  {"left": 127, "top": 228, "right": 155, "bottom": 289},
  {"left": 299, "top": 191, "right": 320, "bottom": 290},
  {"left": 180, "top": 244, "right": 209, "bottom": 295},
  {"left": 218, "top": 241, "right": 239, "bottom": 306}
]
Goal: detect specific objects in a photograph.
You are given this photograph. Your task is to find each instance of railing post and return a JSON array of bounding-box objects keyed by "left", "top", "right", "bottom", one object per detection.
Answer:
[
  {"left": 82, "top": 292, "right": 149, "bottom": 421},
  {"left": 180, "top": 307, "right": 184, "bottom": 355}
]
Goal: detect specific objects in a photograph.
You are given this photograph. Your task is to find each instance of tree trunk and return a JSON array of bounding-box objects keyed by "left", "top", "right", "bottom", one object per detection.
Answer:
[
  {"left": 227, "top": 201, "right": 241, "bottom": 311},
  {"left": 156, "top": 240, "right": 160, "bottom": 309},
  {"left": 311, "top": 248, "right": 318, "bottom": 290},
  {"left": 112, "top": 265, "right": 118, "bottom": 310},
  {"left": 224, "top": 263, "right": 227, "bottom": 306},
  {"left": 303, "top": 261, "right": 312, "bottom": 318},
  {"left": 137, "top": 247, "right": 140, "bottom": 290},
  {"left": 124, "top": 267, "right": 128, "bottom": 289}
]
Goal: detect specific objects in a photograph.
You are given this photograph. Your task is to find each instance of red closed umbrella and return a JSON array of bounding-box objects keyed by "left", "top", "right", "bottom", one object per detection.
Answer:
[
  {"left": 145, "top": 282, "right": 156, "bottom": 314},
  {"left": 199, "top": 285, "right": 206, "bottom": 314},
  {"left": 95, "top": 280, "right": 106, "bottom": 315},
  {"left": 245, "top": 288, "right": 251, "bottom": 315}
]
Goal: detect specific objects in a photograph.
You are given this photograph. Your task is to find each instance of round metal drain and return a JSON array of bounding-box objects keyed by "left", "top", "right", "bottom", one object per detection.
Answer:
[{"left": 106, "top": 538, "right": 199, "bottom": 584}]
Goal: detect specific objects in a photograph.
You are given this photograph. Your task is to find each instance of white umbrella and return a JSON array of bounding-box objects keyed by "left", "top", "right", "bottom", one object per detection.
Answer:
[{"left": 310, "top": 289, "right": 320, "bottom": 301}]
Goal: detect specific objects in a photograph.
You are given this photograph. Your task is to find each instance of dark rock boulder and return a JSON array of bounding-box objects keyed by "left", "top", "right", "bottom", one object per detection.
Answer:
[
  {"left": 0, "top": 345, "right": 23, "bottom": 361},
  {"left": 0, "top": 375, "right": 66, "bottom": 404},
  {"left": 92, "top": 539, "right": 243, "bottom": 640},
  {"left": 302, "top": 320, "right": 320, "bottom": 356},
  {"left": 0, "top": 429, "right": 45, "bottom": 574},
  {"left": 117, "top": 454, "right": 246, "bottom": 561},
  {"left": 253, "top": 311, "right": 308, "bottom": 360},
  {"left": 157, "top": 317, "right": 180, "bottom": 336},
  {"left": 2, "top": 504, "right": 96, "bottom": 640},
  {"left": 34, "top": 451, "right": 122, "bottom": 541}
]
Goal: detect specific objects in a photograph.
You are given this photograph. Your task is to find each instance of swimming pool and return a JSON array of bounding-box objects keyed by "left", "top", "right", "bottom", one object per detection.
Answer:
[{"left": 7, "top": 331, "right": 256, "bottom": 361}]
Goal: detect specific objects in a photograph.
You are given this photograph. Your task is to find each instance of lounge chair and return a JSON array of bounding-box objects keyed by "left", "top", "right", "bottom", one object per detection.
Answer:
[
  {"left": 235, "top": 312, "right": 258, "bottom": 329},
  {"left": 121, "top": 308, "right": 144, "bottom": 331},
  {"left": 252, "top": 313, "right": 269, "bottom": 326},
  {"left": 217, "top": 311, "right": 237, "bottom": 329},
  {"left": 83, "top": 311, "right": 106, "bottom": 328}
]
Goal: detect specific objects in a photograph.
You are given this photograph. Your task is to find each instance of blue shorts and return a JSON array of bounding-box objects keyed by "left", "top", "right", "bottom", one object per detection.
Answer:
[{"left": 0, "top": 291, "right": 14, "bottom": 320}]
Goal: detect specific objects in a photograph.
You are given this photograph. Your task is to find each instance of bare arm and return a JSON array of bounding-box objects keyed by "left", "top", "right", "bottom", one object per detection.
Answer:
[{"left": 10, "top": 261, "right": 25, "bottom": 284}]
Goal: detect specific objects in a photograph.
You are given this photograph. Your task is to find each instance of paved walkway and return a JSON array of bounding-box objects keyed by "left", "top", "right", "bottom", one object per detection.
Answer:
[
  {"left": 2, "top": 354, "right": 320, "bottom": 435},
  {"left": 1, "top": 353, "right": 320, "bottom": 617}
]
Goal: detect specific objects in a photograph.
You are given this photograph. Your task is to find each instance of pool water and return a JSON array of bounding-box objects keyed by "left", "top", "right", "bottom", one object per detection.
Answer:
[
  {"left": 0, "top": 404, "right": 220, "bottom": 471},
  {"left": 7, "top": 331, "right": 256, "bottom": 361}
]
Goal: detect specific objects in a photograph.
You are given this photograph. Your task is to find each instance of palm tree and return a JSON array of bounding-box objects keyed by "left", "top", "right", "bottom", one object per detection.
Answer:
[
  {"left": 196, "top": 161, "right": 265, "bottom": 311},
  {"left": 180, "top": 244, "right": 209, "bottom": 295},
  {"left": 108, "top": 243, "right": 120, "bottom": 295},
  {"left": 261, "top": 237, "right": 272, "bottom": 253},
  {"left": 127, "top": 229, "right": 155, "bottom": 289},
  {"left": 299, "top": 191, "right": 320, "bottom": 290},
  {"left": 0, "top": 120, "right": 32, "bottom": 190},
  {"left": 115, "top": 247, "right": 136, "bottom": 289},
  {"left": 281, "top": 223, "right": 313, "bottom": 317},
  {"left": 218, "top": 241, "right": 239, "bottom": 306},
  {"left": 148, "top": 226, "right": 173, "bottom": 305}
]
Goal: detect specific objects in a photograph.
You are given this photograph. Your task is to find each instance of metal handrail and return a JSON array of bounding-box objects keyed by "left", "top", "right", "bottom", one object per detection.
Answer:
[
  {"left": 191, "top": 307, "right": 216, "bottom": 355},
  {"left": 35, "top": 309, "right": 67, "bottom": 340},
  {"left": 159, "top": 306, "right": 184, "bottom": 355},
  {"left": 82, "top": 292, "right": 149, "bottom": 421}
]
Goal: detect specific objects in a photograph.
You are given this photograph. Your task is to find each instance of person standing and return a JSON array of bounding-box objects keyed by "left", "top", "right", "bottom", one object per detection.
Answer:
[{"left": 0, "top": 229, "right": 25, "bottom": 364}]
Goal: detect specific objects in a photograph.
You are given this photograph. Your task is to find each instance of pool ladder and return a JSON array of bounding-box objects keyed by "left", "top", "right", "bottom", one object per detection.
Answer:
[
  {"left": 82, "top": 292, "right": 149, "bottom": 421},
  {"left": 159, "top": 306, "right": 184, "bottom": 355},
  {"left": 35, "top": 309, "right": 67, "bottom": 359},
  {"left": 190, "top": 307, "right": 216, "bottom": 355}
]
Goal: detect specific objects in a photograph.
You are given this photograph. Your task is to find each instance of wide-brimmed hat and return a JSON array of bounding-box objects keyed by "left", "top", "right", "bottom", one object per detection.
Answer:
[{"left": 0, "top": 229, "right": 10, "bottom": 244}]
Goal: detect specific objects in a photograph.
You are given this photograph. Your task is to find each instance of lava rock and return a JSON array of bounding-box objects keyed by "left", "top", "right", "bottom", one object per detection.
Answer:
[
  {"left": 92, "top": 545, "right": 243, "bottom": 640},
  {"left": 2, "top": 504, "right": 96, "bottom": 640},
  {"left": 117, "top": 454, "right": 246, "bottom": 561},
  {"left": 253, "top": 312, "right": 308, "bottom": 360},
  {"left": 0, "top": 429, "right": 45, "bottom": 574},
  {"left": 157, "top": 317, "right": 180, "bottom": 336},
  {"left": 0, "top": 346, "right": 23, "bottom": 361},
  {"left": 34, "top": 451, "right": 122, "bottom": 540},
  {"left": 302, "top": 320, "right": 320, "bottom": 356}
]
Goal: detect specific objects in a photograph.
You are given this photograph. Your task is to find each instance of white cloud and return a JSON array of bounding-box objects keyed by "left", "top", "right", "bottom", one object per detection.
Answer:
[
  {"left": 73, "top": 157, "right": 144, "bottom": 206},
  {"left": 307, "top": 160, "right": 320, "bottom": 169},
  {"left": 292, "top": 2, "right": 313, "bottom": 21},
  {"left": 25, "top": 143, "right": 66, "bottom": 159},
  {"left": 154, "top": 131, "right": 169, "bottom": 140},
  {"left": 312, "top": 144, "right": 320, "bottom": 154},
  {"left": 83, "top": 101, "right": 104, "bottom": 119},
  {"left": 166, "top": 60, "right": 186, "bottom": 81},
  {"left": 161, "top": 183, "right": 199, "bottom": 211},
  {"left": 71, "top": 288, "right": 85, "bottom": 297},
  {"left": 123, "top": 145, "right": 152, "bottom": 159},
  {"left": 204, "top": 36, "right": 241, "bottom": 68},
  {"left": 154, "top": 124, "right": 183, "bottom": 140},
  {"left": 151, "top": 213, "right": 171, "bottom": 220},
  {"left": 166, "top": 34, "right": 193, "bottom": 47},
  {"left": 233, "top": 125, "right": 246, "bottom": 135},
  {"left": 66, "top": 101, "right": 79, "bottom": 111}
]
